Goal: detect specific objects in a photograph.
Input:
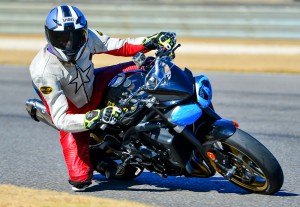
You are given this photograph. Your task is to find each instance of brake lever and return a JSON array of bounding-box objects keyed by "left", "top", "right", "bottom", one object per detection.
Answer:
[{"left": 172, "top": 44, "right": 181, "bottom": 53}]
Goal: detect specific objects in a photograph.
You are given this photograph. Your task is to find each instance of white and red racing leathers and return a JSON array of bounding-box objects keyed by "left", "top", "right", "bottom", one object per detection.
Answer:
[{"left": 29, "top": 28, "right": 147, "bottom": 183}]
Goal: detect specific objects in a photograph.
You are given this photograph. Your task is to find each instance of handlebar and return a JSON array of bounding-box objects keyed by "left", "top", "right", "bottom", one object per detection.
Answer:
[
  {"left": 172, "top": 44, "right": 181, "bottom": 52},
  {"left": 98, "top": 43, "right": 182, "bottom": 131},
  {"left": 155, "top": 44, "right": 181, "bottom": 58}
]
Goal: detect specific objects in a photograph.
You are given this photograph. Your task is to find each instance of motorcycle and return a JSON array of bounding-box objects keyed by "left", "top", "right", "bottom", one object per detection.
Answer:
[{"left": 25, "top": 43, "right": 284, "bottom": 195}]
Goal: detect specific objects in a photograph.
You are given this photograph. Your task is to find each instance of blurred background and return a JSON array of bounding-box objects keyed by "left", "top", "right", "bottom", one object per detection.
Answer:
[{"left": 1, "top": 0, "right": 300, "bottom": 72}]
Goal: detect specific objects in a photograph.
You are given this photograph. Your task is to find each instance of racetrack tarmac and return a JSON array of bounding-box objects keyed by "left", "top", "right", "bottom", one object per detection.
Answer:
[{"left": 0, "top": 66, "right": 299, "bottom": 207}]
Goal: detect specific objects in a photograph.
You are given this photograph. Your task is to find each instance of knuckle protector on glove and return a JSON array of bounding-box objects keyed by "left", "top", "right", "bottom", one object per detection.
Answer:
[
  {"left": 102, "top": 106, "right": 122, "bottom": 124},
  {"left": 84, "top": 110, "right": 101, "bottom": 129},
  {"left": 158, "top": 32, "right": 176, "bottom": 50},
  {"left": 84, "top": 107, "right": 122, "bottom": 129},
  {"left": 102, "top": 107, "right": 112, "bottom": 122},
  {"left": 142, "top": 32, "right": 163, "bottom": 50},
  {"left": 143, "top": 32, "right": 176, "bottom": 50}
]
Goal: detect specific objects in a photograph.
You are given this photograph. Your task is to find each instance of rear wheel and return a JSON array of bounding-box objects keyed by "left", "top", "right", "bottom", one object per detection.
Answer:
[{"left": 208, "top": 129, "right": 284, "bottom": 195}]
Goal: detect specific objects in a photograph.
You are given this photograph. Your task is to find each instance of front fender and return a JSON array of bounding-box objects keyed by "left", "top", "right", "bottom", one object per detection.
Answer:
[{"left": 197, "top": 119, "right": 237, "bottom": 145}]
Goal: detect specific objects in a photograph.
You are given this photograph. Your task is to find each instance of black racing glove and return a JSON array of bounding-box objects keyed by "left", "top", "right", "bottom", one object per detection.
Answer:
[
  {"left": 143, "top": 32, "right": 176, "bottom": 50},
  {"left": 83, "top": 106, "right": 122, "bottom": 130}
]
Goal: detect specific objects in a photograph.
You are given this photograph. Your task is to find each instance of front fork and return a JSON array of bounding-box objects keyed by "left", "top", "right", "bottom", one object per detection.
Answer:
[{"left": 144, "top": 97, "right": 238, "bottom": 177}]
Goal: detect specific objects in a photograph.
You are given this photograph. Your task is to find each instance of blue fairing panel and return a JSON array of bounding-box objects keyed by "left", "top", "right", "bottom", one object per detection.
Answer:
[{"left": 168, "top": 104, "right": 202, "bottom": 126}]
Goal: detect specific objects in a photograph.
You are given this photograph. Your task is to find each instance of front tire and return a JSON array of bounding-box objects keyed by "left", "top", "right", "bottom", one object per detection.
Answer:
[{"left": 209, "top": 129, "right": 284, "bottom": 195}]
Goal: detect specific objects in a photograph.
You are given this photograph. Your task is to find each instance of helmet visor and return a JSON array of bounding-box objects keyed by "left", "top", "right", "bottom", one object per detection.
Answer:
[{"left": 47, "top": 28, "right": 88, "bottom": 51}]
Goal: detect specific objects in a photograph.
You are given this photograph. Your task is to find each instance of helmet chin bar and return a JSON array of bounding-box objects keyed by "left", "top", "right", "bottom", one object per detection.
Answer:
[
  {"left": 73, "top": 43, "right": 87, "bottom": 62},
  {"left": 51, "top": 42, "right": 87, "bottom": 63},
  {"left": 64, "top": 50, "right": 77, "bottom": 62},
  {"left": 51, "top": 46, "right": 69, "bottom": 62}
]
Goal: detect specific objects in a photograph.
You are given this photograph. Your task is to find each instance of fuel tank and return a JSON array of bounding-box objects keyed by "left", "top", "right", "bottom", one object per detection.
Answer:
[
  {"left": 103, "top": 66, "right": 194, "bottom": 109},
  {"left": 102, "top": 72, "right": 147, "bottom": 108}
]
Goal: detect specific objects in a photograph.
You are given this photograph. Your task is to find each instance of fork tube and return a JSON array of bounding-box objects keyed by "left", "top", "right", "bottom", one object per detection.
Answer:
[{"left": 180, "top": 127, "right": 215, "bottom": 174}]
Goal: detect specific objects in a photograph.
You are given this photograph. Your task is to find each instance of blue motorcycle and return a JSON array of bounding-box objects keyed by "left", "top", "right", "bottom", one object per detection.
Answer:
[{"left": 26, "top": 44, "right": 283, "bottom": 195}]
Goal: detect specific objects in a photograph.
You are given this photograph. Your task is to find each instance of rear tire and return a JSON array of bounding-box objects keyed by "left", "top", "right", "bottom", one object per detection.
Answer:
[{"left": 210, "top": 129, "right": 284, "bottom": 195}]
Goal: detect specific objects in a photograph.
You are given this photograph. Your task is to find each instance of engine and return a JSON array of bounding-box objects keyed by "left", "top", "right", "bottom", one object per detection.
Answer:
[{"left": 119, "top": 126, "right": 195, "bottom": 176}]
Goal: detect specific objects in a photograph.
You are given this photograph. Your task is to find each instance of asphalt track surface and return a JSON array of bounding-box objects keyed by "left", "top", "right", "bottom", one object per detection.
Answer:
[{"left": 0, "top": 65, "right": 299, "bottom": 207}]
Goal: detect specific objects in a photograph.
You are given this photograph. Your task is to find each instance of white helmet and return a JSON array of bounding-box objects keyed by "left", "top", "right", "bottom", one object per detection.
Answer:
[{"left": 45, "top": 5, "right": 88, "bottom": 63}]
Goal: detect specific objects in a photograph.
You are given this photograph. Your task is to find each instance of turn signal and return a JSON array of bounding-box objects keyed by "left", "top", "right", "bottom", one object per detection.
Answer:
[
  {"left": 232, "top": 120, "right": 239, "bottom": 128},
  {"left": 207, "top": 151, "right": 216, "bottom": 160}
]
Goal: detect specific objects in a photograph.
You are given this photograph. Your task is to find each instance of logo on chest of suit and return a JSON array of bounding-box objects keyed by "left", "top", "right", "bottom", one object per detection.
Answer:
[{"left": 69, "top": 64, "right": 91, "bottom": 94}]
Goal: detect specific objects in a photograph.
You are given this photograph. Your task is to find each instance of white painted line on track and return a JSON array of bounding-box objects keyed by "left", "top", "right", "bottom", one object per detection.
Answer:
[
  {"left": 178, "top": 44, "right": 300, "bottom": 55},
  {"left": 3, "top": 38, "right": 300, "bottom": 55},
  {"left": 4, "top": 39, "right": 47, "bottom": 51}
]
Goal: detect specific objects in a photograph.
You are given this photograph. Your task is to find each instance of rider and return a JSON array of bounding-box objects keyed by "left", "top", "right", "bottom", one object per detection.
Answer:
[{"left": 29, "top": 5, "right": 176, "bottom": 191}]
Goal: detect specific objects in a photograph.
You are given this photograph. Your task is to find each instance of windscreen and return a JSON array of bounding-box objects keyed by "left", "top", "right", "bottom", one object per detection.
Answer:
[{"left": 145, "top": 57, "right": 174, "bottom": 90}]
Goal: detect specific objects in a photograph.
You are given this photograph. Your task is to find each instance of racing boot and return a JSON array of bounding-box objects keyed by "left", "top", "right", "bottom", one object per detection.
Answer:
[{"left": 69, "top": 180, "right": 92, "bottom": 192}]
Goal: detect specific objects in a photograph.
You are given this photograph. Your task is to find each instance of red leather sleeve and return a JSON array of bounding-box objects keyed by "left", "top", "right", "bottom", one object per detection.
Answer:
[{"left": 99, "top": 43, "right": 147, "bottom": 57}]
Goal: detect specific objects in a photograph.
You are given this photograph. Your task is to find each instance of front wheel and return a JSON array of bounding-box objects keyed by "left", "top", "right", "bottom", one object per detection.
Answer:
[{"left": 208, "top": 129, "right": 284, "bottom": 195}]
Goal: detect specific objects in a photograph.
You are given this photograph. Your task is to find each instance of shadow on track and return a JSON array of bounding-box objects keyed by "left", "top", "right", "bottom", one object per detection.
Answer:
[{"left": 86, "top": 172, "right": 297, "bottom": 197}]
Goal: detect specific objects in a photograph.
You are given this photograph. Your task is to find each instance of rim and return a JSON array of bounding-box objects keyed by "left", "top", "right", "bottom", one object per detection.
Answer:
[{"left": 212, "top": 142, "right": 268, "bottom": 192}]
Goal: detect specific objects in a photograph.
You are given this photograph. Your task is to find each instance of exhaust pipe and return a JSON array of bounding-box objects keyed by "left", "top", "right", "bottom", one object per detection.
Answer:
[{"left": 25, "top": 99, "right": 58, "bottom": 130}]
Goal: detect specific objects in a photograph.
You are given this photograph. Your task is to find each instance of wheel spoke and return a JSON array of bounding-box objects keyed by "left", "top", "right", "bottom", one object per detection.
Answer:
[
  {"left": 248, "top": 161, "right": 265, "bottom": 178},
  {"left": 212, "top": 142, "right": 268, "bottom": 191}
]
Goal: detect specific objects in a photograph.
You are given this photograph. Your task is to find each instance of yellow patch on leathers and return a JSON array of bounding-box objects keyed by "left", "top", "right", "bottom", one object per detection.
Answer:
[
  {"left": 40, "top": 86, "right": 53, "bottom": 95},
  {"left": 97, "top": 31, "right": 103, "bottom": 36}
]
